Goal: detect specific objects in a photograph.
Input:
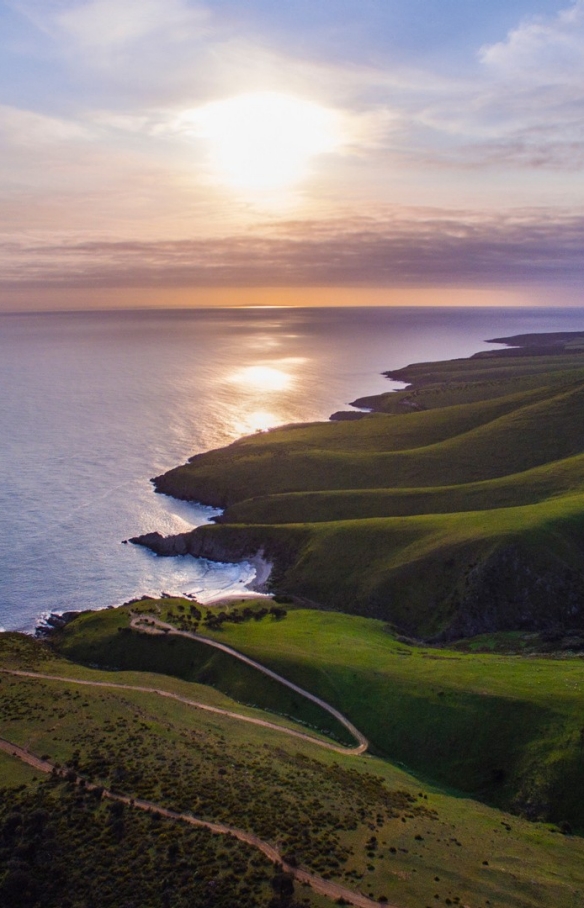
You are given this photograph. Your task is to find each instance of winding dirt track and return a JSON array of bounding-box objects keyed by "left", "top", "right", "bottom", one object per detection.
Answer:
[
  {"left": 130, "top": 615, "right": 369, "bottom": 754},
  {"left": 1, "top": 665, "right": 364, "bottom": 756},
  {"left": 0, "top": 622, "right": 377, "bottom": 906},
  {"left": 0, "top": 736, "right": 392, "bottom": 908}
]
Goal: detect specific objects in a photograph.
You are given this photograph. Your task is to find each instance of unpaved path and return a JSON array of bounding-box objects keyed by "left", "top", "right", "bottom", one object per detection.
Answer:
[
  {"left": 0, "top": 667, "right": 364, "bottom": 756},
  {"left": 130, "top": 615, "right": 368, "bottom": 753},
  {"left": 0, "top": 735, "right": 392, "bottom": 908}
]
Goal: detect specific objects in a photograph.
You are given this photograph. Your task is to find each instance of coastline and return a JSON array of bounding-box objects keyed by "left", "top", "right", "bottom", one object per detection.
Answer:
[
  {"left": 7, "top": 310, "right": 584, "bottom": 635},
  {"left": 34, "top": 326, "right": 584, "bottom": 636},
  {"left": 136, "top": 328, "right": 584, "bottom": 640}
]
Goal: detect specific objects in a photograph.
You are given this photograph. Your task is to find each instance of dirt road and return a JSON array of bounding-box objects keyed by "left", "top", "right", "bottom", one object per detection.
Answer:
[
  {"left": 0, "top": 666, "right": 364, "bottom": 755},
  {"left": 0, "top": 735, "right": 392, "bottom": 908},
  {"left": 130, "top": 614, "right": 369, "bottom": 753}
]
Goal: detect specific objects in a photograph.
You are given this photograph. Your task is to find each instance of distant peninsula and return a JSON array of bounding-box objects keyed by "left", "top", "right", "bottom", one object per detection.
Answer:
[{"left": 133, "top": 331, "right": 584, "bottom": 642}]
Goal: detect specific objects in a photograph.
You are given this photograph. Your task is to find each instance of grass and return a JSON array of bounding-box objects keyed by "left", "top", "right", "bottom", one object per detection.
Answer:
[
  {"left": 158, "top": 381, "right": 584, "bottom": 501},
  {"left": 155, "top": 603, "right": 584, "bottom": 831},
  {"left": 181, "top": 488, "right": 584, "bottom": 637},
  {"left": 0, "top": 776, "right": 284, "bottom": 908},
  {"left": 48, "top": 599, "right": 584, "bottom": 830},
  {"left": 51, "top": 600, "right": 355, "bottom": 746},
  {"left": 149, "top": 338, "right": 584, "bottom": 639},
  {"left": 221, "top": 453, "right": 584, "bottom": 523},
  {"left": 3, "top": 627, "right": 584, "bottom": 907},
  {"left": 0, "top": 750, "right": 41, "bottom": 788},
  {"left": 8, "top": 333, "right": 584, "bottom": 906},
  {"left": 352, "top": 363, "right": 584, "bottom": 413}
]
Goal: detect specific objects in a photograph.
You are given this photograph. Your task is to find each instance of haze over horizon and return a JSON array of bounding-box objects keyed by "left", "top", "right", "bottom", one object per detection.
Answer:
[{"left": 2, "top": 0, "right": 584, "bottom": 310}]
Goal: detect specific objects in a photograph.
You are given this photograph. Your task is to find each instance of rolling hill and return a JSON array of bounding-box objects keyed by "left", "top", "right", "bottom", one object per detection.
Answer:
[{"left": 138, "top": 331, "right": 584, "bottom": 640}]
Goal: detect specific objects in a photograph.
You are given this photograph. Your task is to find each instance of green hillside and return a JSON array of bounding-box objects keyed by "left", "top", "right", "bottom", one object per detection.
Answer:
[
  {"left": 52, "top": 598, "right": 584, "bottom": 832},
  {"left": 182, "top": 604, "right": 584, "bottom": 830},
  {"left": 145, "top": 333, "right": 584, "bottom": 639},
  {"left": 8, "top": 331, "right": 584, "bottom": 908},
  {"left": 4, "top": 616, "right": 584, "bottom": 908}
]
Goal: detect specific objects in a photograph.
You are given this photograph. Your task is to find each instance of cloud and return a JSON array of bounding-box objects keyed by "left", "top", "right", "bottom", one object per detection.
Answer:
[
  {"left": 7, "top": 0, "right": 214, "bottom": 102},
  {"left": 3, "top": 209, "right": 584, "bottom": 290},
  {"left": 7, "top": 0, "right": 398, "bottom": 127},
  {"left": 13, "top": 0, "right": 210, "bottom": 49},
  {"left": 480, "top": 1, "right": 584, "bottom": 84},
  {"left": 4, "top": 0, "right": 584, "bottom": 250},
  {"left": 0, "top": 103, "right": 90, "bottom": 145},
  {"left": 393, "top": 2, "right": 584, "bottom": 173},
  {"left": 58, "top": 0, "right": 209, "bottom": 49}
]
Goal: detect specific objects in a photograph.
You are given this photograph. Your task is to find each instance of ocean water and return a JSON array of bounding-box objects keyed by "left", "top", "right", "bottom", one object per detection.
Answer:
[{"left": 2, "top": 305, "right": 584, "bottom": 632}]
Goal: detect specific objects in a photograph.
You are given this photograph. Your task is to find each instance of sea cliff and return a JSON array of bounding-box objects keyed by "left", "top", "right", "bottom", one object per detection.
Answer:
[{"left": 136, "top": 331, "right": 584, "bottom": 640}]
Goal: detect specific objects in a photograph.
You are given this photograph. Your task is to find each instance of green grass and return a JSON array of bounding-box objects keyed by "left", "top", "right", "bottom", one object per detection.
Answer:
[
  {"left": 4, "top": 627, "right": 584, "bottom": 908},
  {"left": 352, "top": 362, "right": 584, "bottom": 413},
  {"left": 0, "top": 750, "right": 41, "bottom": 788},
  {"left": 49, "top": 601, "right": 584, "bottom": 831},
  {"left": 10, "top": 334, "right": 584, "bottom": 906},
  {"left": 378, "top": 349, "right": 584, "bottom": 395},
  {"left": 51, "top": 601, "right": 355, "bottom": 745},
  {"left": 0, "top": 776, "right": 283, "bottom": 908},
  {"left": 158, "top": 381, "right": 584, "bottom": 501},
  {"left": 150, "top": 341, "right": 584, "bottom": 639},
  {"left": 221, "top": 452, "right": 584, "bottom": 523},
  {"left": 184, "top": 489, "right": 584, "bottom": 636},
  {"left": 175, "top": 605, "right": 584, "bottom": 830}
]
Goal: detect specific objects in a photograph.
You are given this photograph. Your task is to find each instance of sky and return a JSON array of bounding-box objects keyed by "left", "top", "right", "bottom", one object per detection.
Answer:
[{"left": 2, "top": 0, "right": 584, "bottom": 309}]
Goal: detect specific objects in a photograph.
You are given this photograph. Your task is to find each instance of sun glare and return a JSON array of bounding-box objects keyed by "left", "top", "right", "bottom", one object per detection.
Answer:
[
  {"left": 185, "top": 92, "right": 345, "bottom": 191},
  {"left": 229, "top": 365, "right": 293, "bottom": 391},
  {"left": 235, "top": 410, "right": 279, "bottom": 434}
]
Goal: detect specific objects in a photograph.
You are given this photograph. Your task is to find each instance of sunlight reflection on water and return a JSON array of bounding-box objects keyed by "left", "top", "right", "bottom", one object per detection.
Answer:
[
  {"left": 2, "top": 305, "right": 584, "bottom": 631},
  {"left": 228, "top": 364, "right": 294, "bottom": 392}
]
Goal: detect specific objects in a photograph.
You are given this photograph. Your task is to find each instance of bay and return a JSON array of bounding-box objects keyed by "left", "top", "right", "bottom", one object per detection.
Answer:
[{"left": 1, "top": 305, "right": 584, "bottom": 632}]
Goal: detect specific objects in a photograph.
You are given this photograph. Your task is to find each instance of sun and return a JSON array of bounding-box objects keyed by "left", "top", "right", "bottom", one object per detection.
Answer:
[{"left": 185, "top": 91, "right": 345, "bottom": 191}]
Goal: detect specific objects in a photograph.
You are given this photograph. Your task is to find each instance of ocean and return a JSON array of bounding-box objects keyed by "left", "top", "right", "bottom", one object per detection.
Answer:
[{"left": 2, "top": 305, "right": 584, "bottom": 632}]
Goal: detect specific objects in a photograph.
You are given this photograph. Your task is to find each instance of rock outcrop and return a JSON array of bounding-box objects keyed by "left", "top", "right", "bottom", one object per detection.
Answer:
[{"left": 130, "top": 527, "right": 261, "bottom": 563}]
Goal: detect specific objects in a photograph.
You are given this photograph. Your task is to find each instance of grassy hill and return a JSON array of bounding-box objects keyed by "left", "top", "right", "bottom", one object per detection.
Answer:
[
  {"left": 4, "top": 617, "right": 584, "bottom": 907},
  {"left": 8, "top": 331, "right": 584, "bottom": 908},
  {"left": 52, "top": 599, "right": 584, "bottom": 832},
  {"left": 146, "top": 332, "right": 584, "bottom": 639}
]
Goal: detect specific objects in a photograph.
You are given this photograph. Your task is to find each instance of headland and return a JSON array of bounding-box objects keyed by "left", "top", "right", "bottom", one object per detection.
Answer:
[{"left": 133, "top": 330, "right": 584, "bottom": 642}]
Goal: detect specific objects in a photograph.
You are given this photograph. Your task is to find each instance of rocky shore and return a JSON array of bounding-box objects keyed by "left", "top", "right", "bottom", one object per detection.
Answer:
[
  {"left": 129, "top": 529, "right": 273, "bottom": 593},
  {"left": 36, "top": 610, "right": 84, "bottom": 636}
]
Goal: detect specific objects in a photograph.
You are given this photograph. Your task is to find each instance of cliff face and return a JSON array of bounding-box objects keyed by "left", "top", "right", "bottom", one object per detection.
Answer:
[
  {"left": 437, "top": 544, "right": 584, "bottom": 641},
  {"left": 152, "top": 468, "right": 226, "bottom": 508},
  {"left": 131, "top": 526, "right": 584, "bottom": 641},
  {"left": 130, "top": 528, "right": 247, "bottom": 560},
  {"left": 130, "top": 524, "right": 305, "bottom": 592}
]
